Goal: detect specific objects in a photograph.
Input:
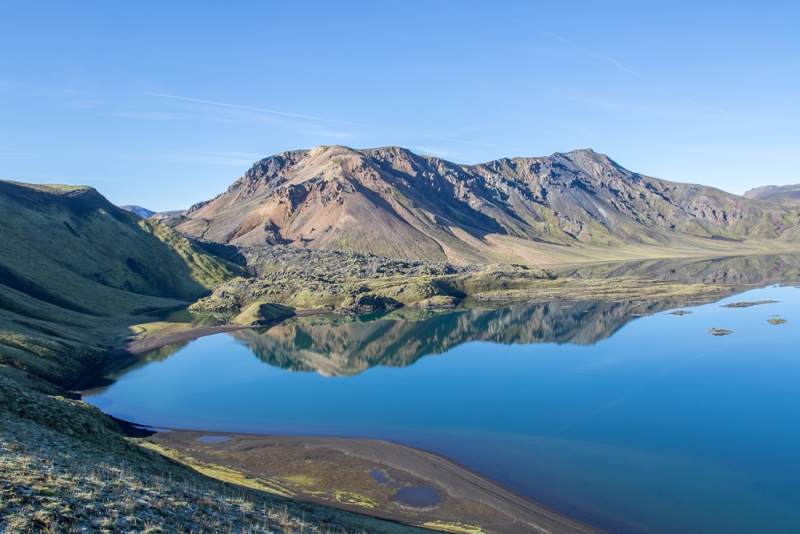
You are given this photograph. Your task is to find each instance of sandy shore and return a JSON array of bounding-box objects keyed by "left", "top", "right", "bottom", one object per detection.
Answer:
[{"left": 149, "top": 430, "right": 604, "bottom": 534}]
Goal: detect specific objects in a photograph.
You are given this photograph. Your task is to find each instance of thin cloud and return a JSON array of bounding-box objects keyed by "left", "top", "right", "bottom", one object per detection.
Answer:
[
  {"left": 147, "top": 93, "right": 368, "bottom": 127},
  {"left": 532, "top": 27, "right": 639, "bottom": 77},
  {"left": 655, "top": 85, "right": 728, "bottom": 115},
  {"left": 103, "top": 110, "right": 234, "bottom": 123},
  {"left": 405, "top": 146, "right": 467, "bottom": 160},
  {"left": 146, "top": 92, "right": 524, "bottom": 152},
  {"left": 525, "top": 25, "right": 733, "bottom": 117}
]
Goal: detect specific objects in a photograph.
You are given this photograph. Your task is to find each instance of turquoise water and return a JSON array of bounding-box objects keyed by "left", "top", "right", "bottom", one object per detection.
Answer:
[{"left": 84, "top": 285, "right": 800, "bottom": 533}]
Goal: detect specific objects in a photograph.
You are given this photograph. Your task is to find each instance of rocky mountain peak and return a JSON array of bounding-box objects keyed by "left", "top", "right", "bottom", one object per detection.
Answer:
[{"left": 168, "top": 146, "right": 800, "bottom": 263}]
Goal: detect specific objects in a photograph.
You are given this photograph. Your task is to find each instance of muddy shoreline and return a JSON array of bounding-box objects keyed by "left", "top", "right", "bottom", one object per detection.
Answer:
[
  {"left": 146, "top": 429, "right": 605, "bottom": 534},
  {"left": 73, "top": 309, "right": 606, "bottom": 531}
]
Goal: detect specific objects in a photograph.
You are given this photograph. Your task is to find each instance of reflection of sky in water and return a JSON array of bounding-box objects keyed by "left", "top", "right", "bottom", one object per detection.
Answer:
[{"left": 84, "top": 286, "right": 800, "bottom": 534}]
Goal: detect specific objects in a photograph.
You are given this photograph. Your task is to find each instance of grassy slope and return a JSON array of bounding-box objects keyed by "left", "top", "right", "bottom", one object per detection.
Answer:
[
  {"left": 0, "top": 375, "right": 425, "bottom": 533},
  {"left": 0, "top": 181, "right": 241, "bottom": 308},
  {"left": 483, "top": 232, "right": 800, "bottom": 267},
  {"left": 0, "top": 180, "right": 246, "bottom": 386},
  {"left": 0, "top": 181, "right": 425, "bottom": 533}
]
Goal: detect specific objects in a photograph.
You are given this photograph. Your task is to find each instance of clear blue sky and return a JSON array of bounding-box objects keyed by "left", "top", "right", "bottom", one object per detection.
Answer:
[{"left": 2, "top": 1, "right": 798, "bottom": 211}]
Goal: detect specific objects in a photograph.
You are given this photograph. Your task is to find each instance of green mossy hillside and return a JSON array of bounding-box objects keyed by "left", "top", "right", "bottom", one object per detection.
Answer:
[
  {"left": 0, "top": 180, "right": 245, "bottom": 386},
  {"left": 0, "top": 180, "right": 243, "bottom": 313},
  {"left": 190, "top": 246, "right": 555, "bottom": 314},
  {"left": 233, "top": 302, "right": 296, "bottom": 326}
]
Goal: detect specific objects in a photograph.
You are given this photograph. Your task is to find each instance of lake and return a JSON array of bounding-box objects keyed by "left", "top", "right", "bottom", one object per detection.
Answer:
[{"left": 83, "top": 283, "right": 800, "bottom": 533}]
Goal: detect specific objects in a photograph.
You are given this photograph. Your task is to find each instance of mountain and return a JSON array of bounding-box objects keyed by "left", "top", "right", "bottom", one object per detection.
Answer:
[
  {"left": 744, "top": 184, "right": 800, "bottom": 204},
  {"left": 119, "top": 205, "right": 156, "bottom": 218},
  {"left": 168, "top": 146, "right": 800, "bottom": 264},
  {"left": 0, "top": 180, "right": 243, "bottom": 385},
  {"left": 119, "top": 205, "right": 185, "bottom": 220},
  {"left": 151, "top": 210, "right": 184, "bottom": 220}
]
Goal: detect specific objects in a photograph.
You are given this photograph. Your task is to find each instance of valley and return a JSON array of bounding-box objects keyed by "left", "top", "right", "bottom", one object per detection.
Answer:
[{"left": 2, "top": 148, "right": 800, "bottom": 533}]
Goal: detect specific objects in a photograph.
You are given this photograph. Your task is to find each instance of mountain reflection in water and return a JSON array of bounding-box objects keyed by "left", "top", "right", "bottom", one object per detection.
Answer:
[
  {"left": 89, "top": 253, "right": 800, "bottom": 388},
  {"left": 80, "top": 256, "right": 800, "bottom": 534},
  {"left": 234, "top": 299, "right": 684, "bottom": 377},
  {"left": 217, "top": 253, "right": 800, "bottom": 377}
]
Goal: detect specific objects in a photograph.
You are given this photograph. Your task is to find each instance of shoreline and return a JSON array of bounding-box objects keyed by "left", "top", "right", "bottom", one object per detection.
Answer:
[
  {"left": 143, "top": 428, "right": 605, "bottom": 534},
  {"left": 127, "top": 308, "right": 338, "bottom": 355},
  {"left": 70, "top": 308, "right": 336, "bottom": 392},
  {"left": 80, "top": 298, "right": 618, "bottom": 534}
]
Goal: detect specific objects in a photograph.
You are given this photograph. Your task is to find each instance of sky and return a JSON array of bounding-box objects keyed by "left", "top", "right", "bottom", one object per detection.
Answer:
[{"left": 1, "top": 1, "right": 798, "bottom": 211}]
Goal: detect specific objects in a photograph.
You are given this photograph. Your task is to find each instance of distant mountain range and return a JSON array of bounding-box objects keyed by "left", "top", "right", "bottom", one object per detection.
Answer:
[
  {"left": 744, "top": 184, "right": 800, "bottom": 203},
  {"left": 165, "top": 146, "right": 800, "bottom": 263},
  {"left": 119, "top": 205, "right": 156, "bottom": 218},
  {"left": 120, "top": 205, "right": 184, "bottom": 221}
]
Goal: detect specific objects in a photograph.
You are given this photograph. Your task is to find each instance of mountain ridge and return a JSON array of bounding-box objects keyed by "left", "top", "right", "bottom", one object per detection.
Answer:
[
  {"left": 744, "top": 184, "right": 800, "bottom": 203},
  {"left": 168, "top": 145, "right": 800, "bottom": 264}
]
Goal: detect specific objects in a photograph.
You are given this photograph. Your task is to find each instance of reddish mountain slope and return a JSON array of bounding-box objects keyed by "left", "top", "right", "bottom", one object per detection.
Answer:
[{"left": 170, "top": 146, "right": 800, "bottom": 263}]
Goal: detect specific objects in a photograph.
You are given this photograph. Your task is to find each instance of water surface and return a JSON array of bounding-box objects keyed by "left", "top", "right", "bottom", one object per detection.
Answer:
[{"left": 84, "top": 284, "right": 800, "bottom": 533}]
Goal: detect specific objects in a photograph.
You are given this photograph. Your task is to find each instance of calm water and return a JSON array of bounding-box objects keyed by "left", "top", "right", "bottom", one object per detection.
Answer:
[{"left": 84, "top": 284, "right": 800, "bottom": 534}]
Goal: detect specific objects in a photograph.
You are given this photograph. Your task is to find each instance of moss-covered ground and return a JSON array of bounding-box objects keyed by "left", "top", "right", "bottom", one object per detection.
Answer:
[{"left": 0, "top": 375, "right": 428, "bottom": 533}]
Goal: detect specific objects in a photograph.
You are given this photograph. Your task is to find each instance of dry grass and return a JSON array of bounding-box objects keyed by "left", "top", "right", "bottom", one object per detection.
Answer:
[
  {"left": 0, "top": 421, "right": 367, "bottom": 532},
  {"left": 0, "top": 375, "right": 425, "bottom": 533}
]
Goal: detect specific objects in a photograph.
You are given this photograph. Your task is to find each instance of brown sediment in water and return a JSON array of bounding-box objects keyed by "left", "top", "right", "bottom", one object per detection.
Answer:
[{"left": 146, "top": 430, "right": 605, "bottom": 534}]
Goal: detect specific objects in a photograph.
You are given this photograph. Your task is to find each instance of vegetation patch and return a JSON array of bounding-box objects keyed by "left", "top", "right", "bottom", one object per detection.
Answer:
[
  {"left": 335, "top": 492, "right": 379, "bottom": 509},
  {"left": 422, "top": 521, "right": 485, "bottom": 534},
  {"left": 721, "top": 300, "right": 779, "bottom": 308},
  {"left": 709, "top": 328, "right": 733, "bottom": 336},
  {"left": 0, "top": 373, "right": 426, "bottom": 533}
]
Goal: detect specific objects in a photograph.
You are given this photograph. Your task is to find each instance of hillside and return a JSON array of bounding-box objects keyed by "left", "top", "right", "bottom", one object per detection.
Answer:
[
  {"left": 0, "top": 180, "right": 427, "bottom": 532},
  {"left": 0, "top": 180, "right": 244, "bottom": 385},
  {"left": 744, "top": 184, "right": 800, "bottom": 204},
  {"left": 169, "top": 146, "right": 800, "bottom": 264}
]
